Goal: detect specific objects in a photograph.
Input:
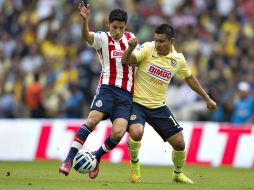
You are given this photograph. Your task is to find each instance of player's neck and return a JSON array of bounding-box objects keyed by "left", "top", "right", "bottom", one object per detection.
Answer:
[
  {"left": 158, "top": 46, "right": 174, "bottom": 56},
  {"left": 108, "top": 32, "right": 123, "bottom": 41}
]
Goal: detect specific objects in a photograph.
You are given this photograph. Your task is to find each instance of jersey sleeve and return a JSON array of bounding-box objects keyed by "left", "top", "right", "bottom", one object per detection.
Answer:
[
  {"left": 176, "top": 53, "right": 192, "bottom": 79},
  {"left": 133, "top": 42, "right": 152, "bottom": 63},
  {"left": 87, "top": 31, "right": 102, "bottom": 50}
]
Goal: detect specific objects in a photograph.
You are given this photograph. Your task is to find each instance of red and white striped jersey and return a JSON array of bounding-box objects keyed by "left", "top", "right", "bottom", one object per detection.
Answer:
[{"left": 90, "top": 31, "right": 135, "bottom": 93}]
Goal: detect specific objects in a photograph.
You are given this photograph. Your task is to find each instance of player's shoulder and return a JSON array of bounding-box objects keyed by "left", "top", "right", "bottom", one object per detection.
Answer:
[
  {"left": 142, "top": 41, "right": 155, "bottom": 48},
  {"left": 176, "top": 52, "right": 185, "bottom": 59},
  {"left": 171, "top": 48, "right": 187, "bottom": 64},
  {"left": 173, "top": 49, "right": 186, "bottom": 60},
  {"left": 124, "top": 31, "right": 134, "bottom": 35},
  {"left": 135, "top": 41, "right": 154, "bottom": 52},
  {"left": 93, "top": 31, "right": 108, "bottom": 41},
  {"left": 95, "top": 31, "right": 106, "bottom": 34},
  {"left": 94, "top": 31, "right": 107, "bottom": 36},
  {"left": 93, "top": 31, "right": 108, "bottom": 37},
  {"left": 124, "top": 31, "right": 136, "bottom": 38}
]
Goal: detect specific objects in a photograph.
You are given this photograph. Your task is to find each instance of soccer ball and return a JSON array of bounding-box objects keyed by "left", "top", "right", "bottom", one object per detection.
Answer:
[{"left": 73, "top": 149, "right": 97, "bottom": 174}]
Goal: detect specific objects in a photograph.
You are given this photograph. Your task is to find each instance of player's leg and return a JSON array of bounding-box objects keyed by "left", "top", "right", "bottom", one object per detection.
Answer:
[
  {"left": 95, "top": 118, "right": 128, "bottom": 160},
  {"left": 59, "top": 85, "right": 110, "bottom": 176},
  {"left": 89, "top": 118, "right": 129, "bottom": 178},
  {"left": 59, "top": 110, "right": 105, "bottom": 176},
  {"left": 127, "top": 103, "right": 146, "bottom": 183},
  {"left": 165, "top": 114, "right": 193, "bottom": 184},
  {"left": 128, "top": 123, "right": 143, "bottom": 162},
  {"left": 147, "top": 106, "right": 193, "bottom": 184},
  {"left": 128, "top": 124, "right": 143, "bottom": 183},
  {"left": 167, "top": 131, "right": 193, "bottom": 184},
  {"left": 89, "top": 87, "right": 132, "bottom": 179},
  {"left": 167, "top": 129, "right": 185, "bottom": 172}
]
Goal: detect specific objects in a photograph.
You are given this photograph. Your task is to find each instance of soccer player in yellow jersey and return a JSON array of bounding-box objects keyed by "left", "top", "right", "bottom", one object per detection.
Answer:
[{"left": 121, "top": 24, "right": 217, "bottom": 184}]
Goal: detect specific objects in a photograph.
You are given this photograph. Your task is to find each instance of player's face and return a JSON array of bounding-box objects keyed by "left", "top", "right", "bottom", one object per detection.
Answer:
[
  {"left": 154, "top": 33, "right": 174, "bottom": 56},
  {"left": 108, "top": 21, "right": 126, "bottom": 41}
]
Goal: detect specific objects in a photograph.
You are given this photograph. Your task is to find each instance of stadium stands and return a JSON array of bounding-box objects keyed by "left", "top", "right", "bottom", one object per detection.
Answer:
[{"left": 0, "top": 0, "right": 253, "bottom": 122}]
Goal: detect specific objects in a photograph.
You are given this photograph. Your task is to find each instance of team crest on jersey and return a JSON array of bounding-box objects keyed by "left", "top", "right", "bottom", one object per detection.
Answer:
[
  {"left": 111, "top": 50, "right": 124, "bottom": 58},
  {"left": 130, "top": 115, "right": 137, "bottom": 120},
  {"left": 171, "top": 59, "right": 177, "bottom": 67},
  {"left": 147, "top": 64, "right": 172, "bottom": 82},
  {"left": 95, "top": 100, "right": 102, "bottom": 107}
]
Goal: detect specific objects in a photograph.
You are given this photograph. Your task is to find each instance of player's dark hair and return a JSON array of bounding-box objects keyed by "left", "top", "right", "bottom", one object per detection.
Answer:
[
  {"left": 109, "top": 9, "right": 128, "bottom": 23},
  {"left": 155, "top": 24, "right": 175, "bottom": 39}
]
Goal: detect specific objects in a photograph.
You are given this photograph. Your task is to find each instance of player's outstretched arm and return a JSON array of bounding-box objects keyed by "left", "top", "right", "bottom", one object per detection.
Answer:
[
  {"left": 122, "top": 38, "right": 138, "bottom": 66},
  {"left": 78, "top": 2, "right": 94, "bottom": 45},
  {"left": 185, "top": 74, "right": 217, "bottom": 111}
]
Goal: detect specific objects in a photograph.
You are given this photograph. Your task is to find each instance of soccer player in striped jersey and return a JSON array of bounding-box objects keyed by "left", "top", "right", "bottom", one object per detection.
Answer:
[
  {"left": 59, "top": 2, "right": 136, "bottom": 179},
  {"left": 122, "top": 24, "right": 217, "bottom": 184}
]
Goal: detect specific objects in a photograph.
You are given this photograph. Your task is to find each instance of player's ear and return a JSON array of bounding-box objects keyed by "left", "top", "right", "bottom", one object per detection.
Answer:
[{"left": 170, "top": 38, "right": 175, "bottom": 43}]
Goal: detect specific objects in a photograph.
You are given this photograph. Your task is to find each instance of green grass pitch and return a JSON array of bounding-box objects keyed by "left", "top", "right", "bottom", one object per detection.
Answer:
[{"left": 0, "top": 161, "right": 253, "bottom": 190}]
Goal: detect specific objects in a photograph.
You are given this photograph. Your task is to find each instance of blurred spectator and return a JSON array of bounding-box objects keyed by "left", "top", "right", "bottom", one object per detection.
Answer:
[
  {"left": 20, "top": 45, "right": 43, "bottom": 74},
  {"left": 0, "top": 0, "right": 253, "bottom": 122},
  {"left": 64, "top": 83, "right": 84, "bottom": 118},
  {"left": 166, "top": 82, "right": 208, "bottom": 121},
  {"left": 230, "top": 82, "right": 254, "bottom": 124},
  {"left": 0, "top": 83, "right": 16, "bottom": 118},
  {"left": 25, "top": 73, "right": 45, "bottom": 118}
]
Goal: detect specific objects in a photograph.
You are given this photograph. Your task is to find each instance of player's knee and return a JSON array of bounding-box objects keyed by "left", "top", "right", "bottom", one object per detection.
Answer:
[
  {"left": 168, "top": 136, "right": 185, "bottom": 151},
  {"left": 86, "top": 116, "right": 101, "bottom": 130},
  {"left": 129, "top": 127, "right": 143, "bottom": 141},
  {"left": 111, "top": 126, "right": 127, "bottom": 141},
  {"left": 172, "top": 141, "right": 185, "bottom": 151}
]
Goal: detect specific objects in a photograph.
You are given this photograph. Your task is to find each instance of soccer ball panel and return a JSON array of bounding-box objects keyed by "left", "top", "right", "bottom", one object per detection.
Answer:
[{"left": 73, "top": 149, "right": 97, "bottom": 174}]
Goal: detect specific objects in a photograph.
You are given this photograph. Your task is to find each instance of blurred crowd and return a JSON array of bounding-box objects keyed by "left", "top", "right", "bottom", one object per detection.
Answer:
[{"left": 0, "top": 0, "right": 254, "bottom": 123}]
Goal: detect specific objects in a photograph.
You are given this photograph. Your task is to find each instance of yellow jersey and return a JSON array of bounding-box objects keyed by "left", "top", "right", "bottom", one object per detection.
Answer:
[{"left": 133, "top": 42, "right": 191, "bottom": 109}]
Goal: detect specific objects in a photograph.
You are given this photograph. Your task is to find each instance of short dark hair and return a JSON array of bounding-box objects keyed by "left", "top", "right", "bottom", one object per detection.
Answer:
[
  {"left": 155, "top": 24, "right": 175, "bottom": 39},
  {"left": 109, "top": 9, "right": 128, "bottom": 23}
]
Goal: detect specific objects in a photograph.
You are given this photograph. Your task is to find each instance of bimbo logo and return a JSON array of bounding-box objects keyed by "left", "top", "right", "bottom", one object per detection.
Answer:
[
  {"left": 147, "top": 64, "right": 171, "bottom": 82},
  {"left": 111, "top": 50, "right": 124, "bottom": 58}
]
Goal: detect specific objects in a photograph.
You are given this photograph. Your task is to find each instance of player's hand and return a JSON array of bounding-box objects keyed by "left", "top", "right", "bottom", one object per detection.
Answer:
[
  {"left": 128, "top": 38, "right": 138, "bottom": 50},
  {"left": 206, "top": 99, "right": 217, "bottom": 111},
  {"left": 78, "top": 1, "right": 90, "bottom": 20}
]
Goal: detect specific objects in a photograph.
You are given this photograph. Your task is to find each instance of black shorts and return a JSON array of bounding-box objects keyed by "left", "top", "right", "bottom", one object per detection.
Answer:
[
  {"left": 129, "top": 102, "right": 183, "bottom": 141},
  {"left": 90, "top": 84, "right": 132, "bottom": 121}
]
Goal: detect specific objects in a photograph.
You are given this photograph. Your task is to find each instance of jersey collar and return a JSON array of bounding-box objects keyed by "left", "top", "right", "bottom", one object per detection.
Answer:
[
  {"left": 107, "top": 32, "right": 123, "bottom": 41},
  {"left": 165, "top": 45, "right": 176, "bottom": 58}
]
